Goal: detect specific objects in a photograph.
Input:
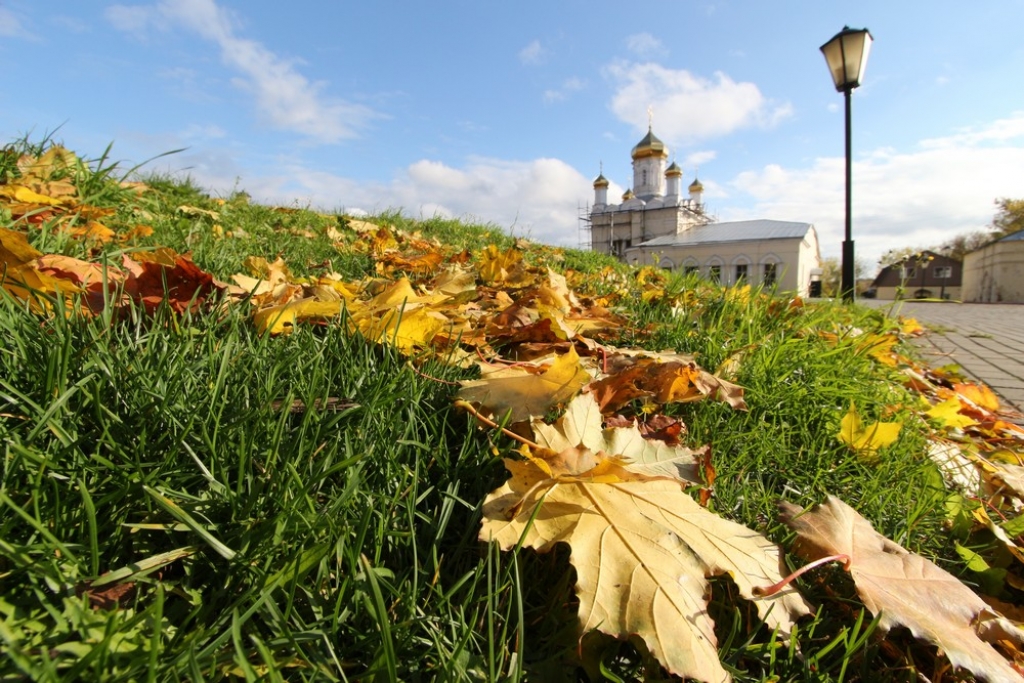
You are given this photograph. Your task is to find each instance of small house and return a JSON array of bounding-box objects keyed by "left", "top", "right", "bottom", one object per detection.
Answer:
[{"left": 868, "top": 251, "right": 962, "bottom": 300}]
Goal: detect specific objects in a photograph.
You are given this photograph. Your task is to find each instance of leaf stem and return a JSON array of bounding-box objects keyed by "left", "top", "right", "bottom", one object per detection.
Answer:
[
  {"left": 454, "top": 399, "right": 542, "bottom": 450},
  {"left": 754, "top": 554, "right": 851, "bottom": 597}
]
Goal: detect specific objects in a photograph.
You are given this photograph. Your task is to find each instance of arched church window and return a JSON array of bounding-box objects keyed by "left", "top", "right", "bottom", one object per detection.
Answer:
[{"left": 642, "top": 169, "right": 647, "bottom": 185}]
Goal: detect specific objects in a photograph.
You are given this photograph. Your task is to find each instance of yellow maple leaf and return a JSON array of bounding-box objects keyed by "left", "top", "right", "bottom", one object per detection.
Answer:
[
  {"left": 925, "top": 397, "right": 978, "bottom": 430},
  {"left": 478, "top": 245, "right": 524, "bottom": 285},
  {"left": 859, "top": 332, "right": 899, "bottom": 367},
  {"left": 838, "top": 402, "right": 902, "bottom": 459},
  {"left": 480, "top": 395, "right": 810, "bottom": 681},
  {"left": 0, "top": 228, "right": 43, "bottom": 264},
  {"left": 253, "top": 299, "right": 343, "bottom": 335},
  {"left": 66, "top": 220, "right": 115, "bottom": 244},
  {"left": 0, "top": 184, "right": 71, "bottom": 207},
  {"left": 458, "top": 347, "right": 591, "bottom": 423},
  {"left": 355, "top": 305, "right": 446, "bottom": 353},
  {"left": 900, "top": 317, "right": 924, "bottom": 336}
]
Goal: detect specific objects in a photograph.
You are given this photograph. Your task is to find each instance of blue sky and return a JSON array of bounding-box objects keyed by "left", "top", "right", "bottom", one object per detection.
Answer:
[{"left": 2, "top": 1, "right": 1023, "bottom": 270}]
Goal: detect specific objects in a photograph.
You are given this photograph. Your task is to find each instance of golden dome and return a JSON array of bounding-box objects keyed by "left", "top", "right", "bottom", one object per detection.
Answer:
[
  {"left": 622, "top": 189, "right": 635, "bottom": 201},
  {"left": 689, "top": 177, "right": 704, "bottom": 192},
  {"left": 593, "top": 173, "right": 609, "bottom": 188},
  {"left": 631, "top": 127, "right": 667, "bottom": 160},
  {"left": 665, "top": 161, "right": 682, "bottom": 177}
]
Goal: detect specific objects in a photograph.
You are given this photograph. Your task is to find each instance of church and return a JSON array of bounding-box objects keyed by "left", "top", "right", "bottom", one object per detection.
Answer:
[{"left": 585, "top": 127, "right": 821, "bottom": 296}]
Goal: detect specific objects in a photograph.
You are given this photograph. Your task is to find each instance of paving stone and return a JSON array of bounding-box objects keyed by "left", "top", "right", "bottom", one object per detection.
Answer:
[{"left": 860, "top": 300, "right": 1024, "bottom": 416}]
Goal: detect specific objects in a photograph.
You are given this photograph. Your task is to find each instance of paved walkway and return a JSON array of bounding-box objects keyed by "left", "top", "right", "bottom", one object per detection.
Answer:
[{"left": 860, "top": 300, "right": 1024, "bottom": 415}]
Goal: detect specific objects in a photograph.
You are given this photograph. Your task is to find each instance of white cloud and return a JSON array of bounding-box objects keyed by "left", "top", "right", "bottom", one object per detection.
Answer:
[
  {"left": 727, "top": 113, "right": 1024, "bottom": 269},
  {"left": 920, "top": 111, "right": 1024, "bottom": 149},
  {"left": 605, "top": 61, "right": 792, "bottom": 144},
  {"left": 0, "top": 7, "right": 35, "bottom": 38},
  {"left": 543, "top": 76, "right": 586, "bottom": 103},
  {"left": 519, "top": 39, "right": 545, "bottom": 65},
  {"left": 106, "top": 0, "right": 375, "bottom": 142},
  {"left": 683, "top": 150, "right": 716, "bottom": 169},
  {"left": 625, "top": 33, "right": 666, "bottom": 58},
  {"left": 152, "top": 146, "right": 595, "bottom": 246}
]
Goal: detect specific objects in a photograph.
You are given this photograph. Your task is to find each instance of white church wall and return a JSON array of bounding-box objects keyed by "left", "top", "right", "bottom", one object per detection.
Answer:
[{"left": 639, "top": 238, "right": 814, "bottom": 296}]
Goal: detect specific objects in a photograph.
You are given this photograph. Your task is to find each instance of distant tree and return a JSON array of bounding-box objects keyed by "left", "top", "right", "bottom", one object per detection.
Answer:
[
  {"left": 820, "top": 257, "right": 840, "bottom": 297},
  {"left": 991, "top": 197, "right": 1024, "bottom": 236},
  {"left": 934, "top": 197, "right": 1024, "bottom": 260},
  {"left": 878, "top": 247, "right": 919, "bottom": 270},
  {"left": 819, "top": 257, "right": 869, "bottom": 297},
  {"left": 934, "top": 231, "right": 992, "bottom": 261}
]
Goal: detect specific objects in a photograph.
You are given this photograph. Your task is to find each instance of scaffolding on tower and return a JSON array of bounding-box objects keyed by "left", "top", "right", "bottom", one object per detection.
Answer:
[{"left": 577, "top": 201, "right": 592, "bottom": 250}]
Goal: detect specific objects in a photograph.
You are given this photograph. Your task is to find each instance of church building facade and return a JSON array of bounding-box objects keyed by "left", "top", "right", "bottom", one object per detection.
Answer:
[{"left": 587, "top": 127, "right": 821, "bottom": 296}]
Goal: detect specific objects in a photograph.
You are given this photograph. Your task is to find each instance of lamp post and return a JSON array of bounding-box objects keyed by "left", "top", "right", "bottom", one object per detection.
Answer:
[{"left": 821, "top": 26, "right": 873, "bottom": 302}]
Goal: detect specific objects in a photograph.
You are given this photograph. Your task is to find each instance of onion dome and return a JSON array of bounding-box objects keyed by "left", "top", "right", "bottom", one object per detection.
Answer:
[
  {"left": 593, "top": 173, "right": 609, "bottom": 188},
  {"left": 688, "top": 177, "right": 704, "bottom": 192},
  {"left": 665, "top": 161, "right": 682, "bottom": 177},
  {"left": 622, "top": 189, "right": 635, "bottom": 201},
  {"left": 631, "top": 127, "right": 667, "bottom": 160}
]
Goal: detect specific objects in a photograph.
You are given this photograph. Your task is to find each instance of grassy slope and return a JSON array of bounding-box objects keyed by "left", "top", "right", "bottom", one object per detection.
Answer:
[{"left": 0, "top": 145, "right": 985, "bottom": 682}]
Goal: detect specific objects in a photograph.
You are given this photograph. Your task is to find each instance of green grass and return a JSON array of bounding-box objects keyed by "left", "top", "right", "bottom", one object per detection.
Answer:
[{"left": 0, "top": 141, "right": 1014, "bottom": 681}]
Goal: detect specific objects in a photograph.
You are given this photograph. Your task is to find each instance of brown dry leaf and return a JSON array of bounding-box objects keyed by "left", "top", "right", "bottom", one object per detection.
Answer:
[
  {"left": 591, "top": 352, "right": 747, "bottom": 412},
  {"left": 378, "top": 250, "right": 444, "bottom": 275},
  {"left": 781, "top": 496, "right": 1024, "bottom": 683},
  {"left": 458, "top": 347, "right": 591, "bottom": 423},
  {"left": 122, "top": 253, "right": 220, "bottom": 314},
  {"left": 480, "top": 407, "right": 810, "bottom": 682}
]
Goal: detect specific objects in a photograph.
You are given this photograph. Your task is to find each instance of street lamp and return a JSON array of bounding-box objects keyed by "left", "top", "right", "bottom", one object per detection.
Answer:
[{"left": 821, "top": 26, "right": 873, "bottom": 302}]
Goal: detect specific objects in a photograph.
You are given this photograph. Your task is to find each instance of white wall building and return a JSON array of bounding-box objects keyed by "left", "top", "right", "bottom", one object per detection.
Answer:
[
  {"left": 587, "top": 127, "right": 821, "bottom": 296},
  {"left": 962, "top": 229, "right": 1024, "bottom": 303}
]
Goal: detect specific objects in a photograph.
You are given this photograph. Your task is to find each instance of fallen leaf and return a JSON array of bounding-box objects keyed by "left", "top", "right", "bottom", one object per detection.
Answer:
[
  {"left": 531, "top": 394, "right": 701, "bottom": 483},
  {"left": 0, "top": 227, "right": 42, "bottom": 264},
  {"left": 781, "top": 496, "right": 1024, "bottom": 683},
  {"left": 122, "top": 253, "right": 220, "bottom": 314},
  {"left": 66, "top": 220, "right": 115, "bottom": 244},
  {"left": 838, "top": 402, "right": 902, "bottom": 459},
  {"left": 926, "top": 439, "right": 981, "bottom": 493},
  {"left": 254, "top": 298, "right": 344, "bottom": 335},
  {"left": 956, "top": 382, "right": 1001, "bottom": 414},
  {"left": 927, "top": 397, "right": 980, "bottom": 430},
  {"left": 481, "top": 421, "right": 810, "bottom": 682},
  {"left": 355, "top": 305, "right": 447, "bottom": 353},
  {"left": 458, "top": 347, "right": 591, "bottom": 423}
]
